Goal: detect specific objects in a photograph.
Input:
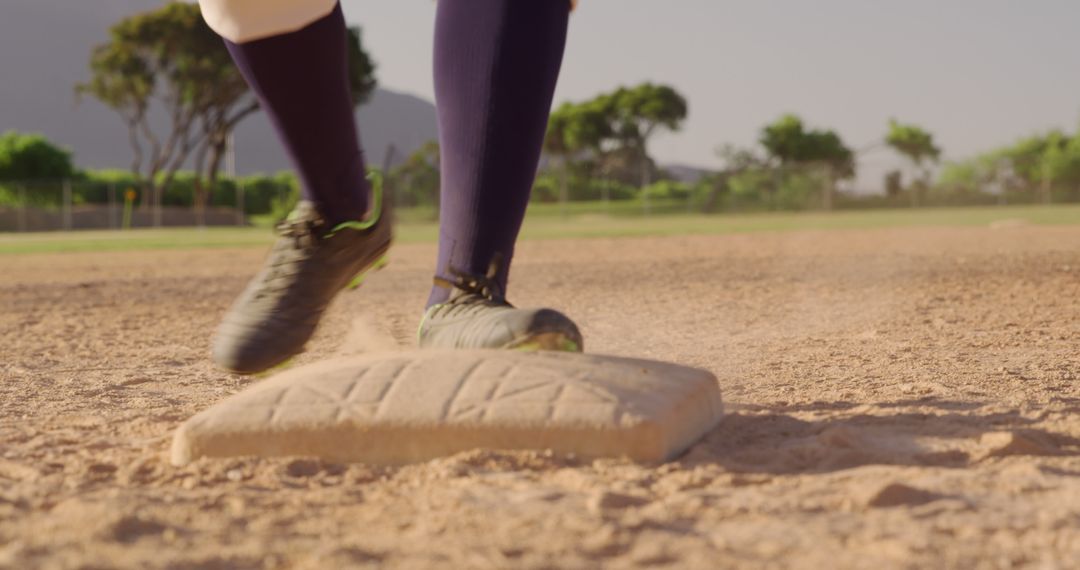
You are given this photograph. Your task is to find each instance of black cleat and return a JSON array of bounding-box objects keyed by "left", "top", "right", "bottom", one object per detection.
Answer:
[{"left": 212, "top": 179, "right": 391, "bottom": 374}]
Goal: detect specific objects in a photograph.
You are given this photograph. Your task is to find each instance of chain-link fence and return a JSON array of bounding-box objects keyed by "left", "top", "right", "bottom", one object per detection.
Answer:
[
  {"left": 4, "top": 165, "right": 1079, "bottom": 233},
  {"left": 0, "top": 177, "right": 298, "bottom": 232}
]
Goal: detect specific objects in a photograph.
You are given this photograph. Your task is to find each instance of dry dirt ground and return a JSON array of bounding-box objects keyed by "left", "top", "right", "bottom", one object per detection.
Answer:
[{"left": 2, "top": 225, "right": 1080, "bottom": 569}]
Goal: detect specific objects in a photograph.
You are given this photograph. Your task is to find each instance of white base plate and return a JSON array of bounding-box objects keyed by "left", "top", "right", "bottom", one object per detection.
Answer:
[{"left": 172, "top": 350, "right": 723, "bottom": 466}]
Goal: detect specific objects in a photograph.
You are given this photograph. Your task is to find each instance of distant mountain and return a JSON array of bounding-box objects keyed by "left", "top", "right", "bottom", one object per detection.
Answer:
[
  {"left": 662, "top": 163, "right": 714, "bottom": 184},
  {"left": 236, "top": 87, "right": 438, "bottom": 174},
  {"left": 0, "top": 0, "right": 438, "bottom": 175}
]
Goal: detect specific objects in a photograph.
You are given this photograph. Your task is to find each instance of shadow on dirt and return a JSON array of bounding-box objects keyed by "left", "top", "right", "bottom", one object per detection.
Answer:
[{"left": 681, "top": 397, "right": 1080, "bottom": 474}]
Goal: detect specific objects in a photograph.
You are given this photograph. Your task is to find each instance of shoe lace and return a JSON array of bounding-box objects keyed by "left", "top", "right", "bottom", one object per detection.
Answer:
[
  {"left": 275, "top": 215, "right": 326, "bottom": 250},
  {"left": 432, "top": 254, "right": 510, "bottom": 311},
  {"left": 250, "top": 212, "right": 326, "bottom": 300},
  {"left": 418, "top": 254, "right": 520, "bottom": 345}
]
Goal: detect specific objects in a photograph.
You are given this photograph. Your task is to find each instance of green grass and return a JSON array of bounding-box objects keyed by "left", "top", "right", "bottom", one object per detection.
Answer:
[{"left": 2, "top": 203, "right": 1079, "bottom": 255}]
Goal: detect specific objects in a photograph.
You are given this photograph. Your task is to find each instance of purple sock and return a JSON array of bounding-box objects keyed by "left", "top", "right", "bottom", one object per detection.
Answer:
[
  {"left": 426, "top": 0, "right": 570, "bottom": 307},
  {"left": 224, "top": 4, "right": 368, "bottom": 224}
]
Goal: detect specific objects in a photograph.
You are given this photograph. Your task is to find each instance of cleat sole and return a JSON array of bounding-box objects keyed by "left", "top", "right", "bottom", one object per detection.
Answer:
[{"left": 509, "top": 331, "right": 582, "bottom": 353}]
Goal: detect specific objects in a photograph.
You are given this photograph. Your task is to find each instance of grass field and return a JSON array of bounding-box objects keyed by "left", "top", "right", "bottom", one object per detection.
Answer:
[{"left": 1, "top": 203, "right": 1079, "bottom": 254}]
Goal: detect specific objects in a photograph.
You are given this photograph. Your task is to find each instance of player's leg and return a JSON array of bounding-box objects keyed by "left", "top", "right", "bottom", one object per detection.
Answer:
[
  {"left": 417, "top": 0, "right": 583, "bottom": 351},
  {"left": 200, "top": 0, "right": 391, "bottom": 374},
  {"left": 206, "top": 1, "right": 369, "bottom": 223}
]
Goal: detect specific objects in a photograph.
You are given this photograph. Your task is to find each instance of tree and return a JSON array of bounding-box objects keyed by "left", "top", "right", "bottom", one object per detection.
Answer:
[
  {"left": 936, "top": 132, "right": 1051, "bottom": 202},
  {"left": 760, "top": 114, "right": 808, "bottom": 165},
  {"left": 542, "top": 85, "right": 686, "bottom": 212},
  {"left": 166, "top": 5, "right": 258, "bottom": 225},
  {"left": 0, "top": 131, "right": 75, "bottom": 181},
  {"left": 0, "top": 131, "right": 76, "bottom": 208},
  {"left": 78, "top": 4, "right": 204, "bottom": 225},
  {"left": 759, "top": 114, "right": 854, "bottom": 209},
  {"left": 884, "top": 170, "right": 903, "bottom": 198},
  {"left": 1034, "top": 130, "right": 1080, "bottom": 203},
  {"left": 544, "top": 104, "right": 575, "bottom": 213},
  {"left": 544, "top": 101, "right": 612, "bottom": 213},
  {"left": 885, "top": 119, "right": 941, "bottom": 166},
  {"left": 78, "top": 3, "right": 377, "bottom": 225},
  {"left": 606, "top": 83, "right": 688, "bottom": 194},
  {"left": 885, "top": 119, "right": 941, "bottom": 207},
  {"left": 760, "top": 114, "right": 854, "bottom": 175}
]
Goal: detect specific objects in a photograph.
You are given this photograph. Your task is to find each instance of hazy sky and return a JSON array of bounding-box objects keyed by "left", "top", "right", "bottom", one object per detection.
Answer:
[{"left": 346, "top": 0, "right": 1080, "bottom": 188}]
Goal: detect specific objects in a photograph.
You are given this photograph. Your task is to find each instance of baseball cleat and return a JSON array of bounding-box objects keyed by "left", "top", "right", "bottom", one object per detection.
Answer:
[
  {"left": 212, "top": 175, "right": 391, "bottom": 374},
  {"left": 417, "top": 259, "right": 583, "bottom": 352}
]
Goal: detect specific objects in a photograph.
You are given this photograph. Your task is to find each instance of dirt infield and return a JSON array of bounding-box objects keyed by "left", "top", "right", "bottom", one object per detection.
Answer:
[{"left": 2, "top": 224, "right": 1079, "bottom": 569}]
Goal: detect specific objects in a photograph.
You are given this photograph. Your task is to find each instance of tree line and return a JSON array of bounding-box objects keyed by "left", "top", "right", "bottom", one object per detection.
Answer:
[
  {"left": 389, "top": 105, "right": 945, "bottom": 213},
  {"left": 939, "top": 130, "right": 1080, "bottom": 205}
]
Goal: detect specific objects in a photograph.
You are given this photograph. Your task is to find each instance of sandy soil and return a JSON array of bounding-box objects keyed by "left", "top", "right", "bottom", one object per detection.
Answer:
[{"left": 2, "top": 224, "right": 1080, "bottom": 569}]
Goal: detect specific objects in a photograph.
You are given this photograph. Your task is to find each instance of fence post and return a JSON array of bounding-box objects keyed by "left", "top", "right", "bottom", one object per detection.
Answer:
[
  {"left": 236, "top": 182, "right": 246, "bottom": 226},
  {"left": 17, "top": 184, "right": 27, "bottom": 232},
  {"left": 995, "top": 159, "right": 1011, "bottom": 207},
  {"left": 153, "top": 190, "right": 163, "bottom": 228},
  {"left": 640, "top": 150, "right": 652, "bottom": 217},
  {"left": 107, "top": 183, "right": 117, "bottom": 229},
  {"left": 122, "top": 188, "right": 135, "bottom": 230},
  {"left": 62, "top": 179, "right": 73, "bottom": 231},
  {"left": 822, "top": 163, "right": 834, "bottom": 211},
  {"left": 1041, "top": 161, "right": 1052, "bottom": 205},
  {"left": 558, "top": 165, "right": 569, "bottom": 219}
]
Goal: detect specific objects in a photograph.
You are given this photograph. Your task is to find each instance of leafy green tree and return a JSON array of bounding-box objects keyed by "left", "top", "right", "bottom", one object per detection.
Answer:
[
  {"left": 606, "top": 83, "right": 688, "bottom": 191},
  {"left": 759, "top": 114, "right": 853, "bottom": 209},
  {"left": 884, "top": 170, "right": 903, "bottom": 198},
  {"left": 544, "top": 101, "right": 614, "bottom": 210},
  {"left": 543, "top": 106, "right": 574, "bottom": 211},
  {"left": 885, "top": 120, "right": 941, "bottom": 166},
  {"left": 542, "top": 84, "right": 686, "bottom": 211},
  {"left": 0, "top": 131, "right": 76, "bottom": 207},
  {"left": 78, "top": 4, "right": 203, "bottom": 221},
  {"left": 885, "top": 119, "right": 941, "bottom": 206},
  {"left": 760, "top": 114, "right": 854, "bottom": 175},
  {"left": 1036, "top": 130, "right": 1080, "bottom": 203},
  {"left": 989, "top": 132, "right": 1060, "bottom": 186},
  {"left": 760, "top": 114, "right": 807, "bottom": 164},
  {"left": 160, "top": 4, "right": 257, "bottom": 224},
  {"left": 932, "top": 128, "right": 1080, "bottom": 204},
  {"left": 0, "top": 131, "right": 75, "bottom": 181}
]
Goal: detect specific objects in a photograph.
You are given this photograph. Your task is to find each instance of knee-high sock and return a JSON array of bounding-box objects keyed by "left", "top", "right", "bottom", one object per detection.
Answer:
[
  {"left": 427, "top": 0, "right": 570, "bottom": 307},
  {"left": 223, "top": 3, "right": 368, "bottom": 224}
]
